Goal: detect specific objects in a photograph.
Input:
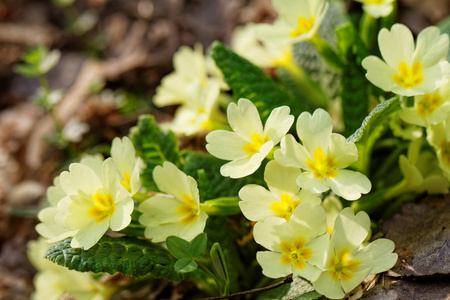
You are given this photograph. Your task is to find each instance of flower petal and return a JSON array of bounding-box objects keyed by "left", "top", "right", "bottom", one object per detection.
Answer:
[
  {"left": 327, "top": 170, "right": 371, "bottom": 200},
  {"left": 296, "top": 109, "right": 332, "bottom": 154},
  {"left": 379, "top": 24, "right": 415, "bottom": 68},
  {"left": 206, "top": 130, "right": 249, "bottom": 160},
  {"left": 296, "top": 172, "right": 330, "bottom": 194},
  {"left": 264, "top": 106, "right": 294, "bottom": 143},
  {"left": 257, "top": 251, "right": 291, "bottom": 279},
  {"left": 227, "top": 99, "right": 264, "bottom": 140},
  {"left": 362, "top": 56, "right": 395, "bottom": 92},
  {"left": 333, "top": 208, "right": 370, "bottom": 253},
  {"left": 274, "top": 134, "right": 309, "bottom": 169},
  {"left": 71, "top": 219, "right": 109, "bottom": 249},
  {"left": 265, "top": 160, "right": 302, "bottom": 195},
  {"left": 353, "top": 238, "right": 398, "bottom": 275},
  {"left": 238, "top": 185, "right": 279, "bottom": 221}
]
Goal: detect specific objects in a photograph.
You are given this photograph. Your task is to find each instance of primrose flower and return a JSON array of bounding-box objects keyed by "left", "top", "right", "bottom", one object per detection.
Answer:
[
  {"left": 153, "top": 44, "right": 226, "bottom": 107},
  {"left": 206, "top": 98, "right": 294, "bottom": 178},
  {"left": 354, "top": 0, "right": 395, "bottom": 18},
  {"left": 253, "top": 202, "right": 329, "bottom": 281},
  {"left": 399, "top": 81, "right": 450, "bottom": 127},
  {"left": 255, "top": 0, "right": 329, "bottom": 45},
  {"left": 111, "top": 136, "right": 142, "bottom": 195},
  {"left": 239, "top": 160, "right": 321, "bottom": 222},
  {"left": 313, "top": 208, "right": 398, "bottom": 299},
  {"left": 232, "top": 22, "right": 296, "bottom": 69},
  {"left": 362, "top": 24, "right": 450, "bottom": 96},
  {"left": 54, "top": 157, "right": 134, "bottom": 249},
  {"left": 274, "top": 109, "right": 371, "bottom": 200},
  {"left": 138, "top": 161, "right": 208, "bottom": 243},
  {"left": 167, "top": 82, "right": 227, "bottom": 135},
  {"left": 28, "top": 238, "right": 116, "bottom": 300},
  {"left": 35, "top": 175, "right": 78, "bottom": 243}
]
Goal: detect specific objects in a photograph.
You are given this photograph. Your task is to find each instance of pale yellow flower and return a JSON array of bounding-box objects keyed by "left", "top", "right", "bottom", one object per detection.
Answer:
[
  {"left": 253, "top": 203, "right": 329, "bottom": 281},
  {"left": 362, "top": 24, "right": 450, "bottom": 96},
  {"left": 239, "top": 160, "right": 321, "bottom": 222},
  {"left": 354, "top": 0, "right": 395, "bottom": 18},
  {"left": 139, "top": 162, "right": 208, "bottom": 242},
  {"left": 255, "top": 0, "right": 329, "bottom": 45},
  {"left": 206, "top": 98, "right": 294, "bottom": 178},
  {"left": 275, "top": 109, "right": 371, "bottom": 200},
  {"left": 28, "top": 238, "right": 116, "bottom": 300},
  {"left": 313, "top": 208, "right": 397, "bottom": 299}
]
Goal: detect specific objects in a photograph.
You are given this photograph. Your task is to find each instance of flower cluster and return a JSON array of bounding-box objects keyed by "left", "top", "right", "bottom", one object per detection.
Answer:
[
  {"left": 36, "top": 137, "right": 140, "bottom": 250},
  {"left": 153, "top": 43, "right": 229, "bottom": 135},
  {"left": 29, "top": 0, "right": 450, "bottom": 298},
  {"left": 206, "top": 100, "right": 394, "bottom": 298}
]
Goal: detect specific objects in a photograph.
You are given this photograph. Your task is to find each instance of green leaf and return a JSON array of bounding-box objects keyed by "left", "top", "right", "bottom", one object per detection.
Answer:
[
  {"left": 129, "top": 115, "right": 182, "bottom": 191},
  {"left": 166, "top": 235, "right": 192, "bottom": 260},
  {"left": 210, "top": 243, "right": 229, "bottom": 282},
  {"left": 210, "top": 42, "right": 307, "bottom": 121},
  {"left": 13, "top": 64, "right": 40, "bottom": 77},
  {"left": 336, "top": 22, "right": 370, "bottom": 136},
  {"left": 196, "top": 168, "right": 215, "bottom": 201},
  {"left": 174, "top": 258, "right": 198, "bottom": 273},
  {"left": 190, "top": 233, "right": 207, "bottom": 259},
  {"left": 183, "top": 152, "right": 265, "bottom": 199},
  {"left": 347, "top": 96, "right": 401, "bottom": 173},
  {"left": 347, "top": 96, "right": 401, "bottom": 143},
  {"left": 44, "top": 236, "right": 185, "bottom": 281}
]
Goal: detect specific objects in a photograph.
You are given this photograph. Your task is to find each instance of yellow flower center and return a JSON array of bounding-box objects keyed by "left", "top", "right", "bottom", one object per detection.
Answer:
[
  {"left": 88, "top": 193, "right": 116, "bottom": 223},
  {"left": 393, "top": 62, "right": 424, "bottom": 89},
  {"left": 416, "top": 93, "right": 443, "bottom": 117},
  {"left": 280, "top": 237, "right": 313, "bottom": 270},
  {"left": 177, "top": 194, "right": 199, "bottom": 224},
  {"left": 270, "top": 194, "right": 300, "bottom": 221},
  {"left": 120, "top": 172, "right": 132, "bottom": 193},
  {"left": 329, "top": 248, "right": 360, "bottom": 282},
  {"left": 306, "top": 148, "right": 338, "bottom": 179},
  {"left": 243, "top": 133, "right": 270, "bottom": 155},
  {"left": 272, "top": 46, "right": 294, "bottom": 68},
  {"left": 290, "top": 16, "right": 315, "bottom": 38}
]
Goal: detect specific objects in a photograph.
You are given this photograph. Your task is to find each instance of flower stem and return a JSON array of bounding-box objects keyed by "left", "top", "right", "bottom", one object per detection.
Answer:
[
  {"left": 200, "top": 197, "right": 241, "bottom": 216},
  {"left": 198, "top": 274, "right": 293, "bottom": 300},
  {"left": 279, "top": 61, "right": 329, "bottom": 108},
  {"left": 310, "top": 35, "right": 345, "bottom": 70},
  {"left": 359, "top": 12, "right": 377, "bottom": 49}
]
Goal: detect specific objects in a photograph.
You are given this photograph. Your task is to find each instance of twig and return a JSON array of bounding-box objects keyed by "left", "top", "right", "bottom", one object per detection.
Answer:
[{"left": 198, "top": 273, "right": 293, "bottom": 300}]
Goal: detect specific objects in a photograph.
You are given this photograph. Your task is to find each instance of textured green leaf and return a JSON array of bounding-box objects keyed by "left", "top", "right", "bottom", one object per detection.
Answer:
[
  {"left": 174, "top": 258, "right": 198, "bottom": 273},
  {"left": 44, "top": 236, "right": 185, "bottom": 281},
  {"left": 336, "top": 22, "right": 370, "bottom": 136},
  {"left": 183, "top": 152, "right": 265, "bottom": 199},
  {"left": 166, "top": 236, "right": 192, "bottom": 259},
  {"left": 347, "top": 96, "right": 401, "bottom": 173},
  {"left": 210, "top": 42, "right": 306, "bottom": 121},
  {"left": 347, "top": 96, "right": 400, "bottom": 143},
  {"left": 129, "top": 114, "right": 182, "bottom": 191}
]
